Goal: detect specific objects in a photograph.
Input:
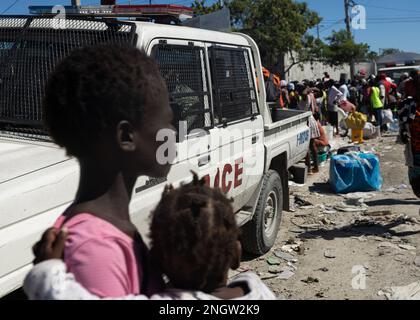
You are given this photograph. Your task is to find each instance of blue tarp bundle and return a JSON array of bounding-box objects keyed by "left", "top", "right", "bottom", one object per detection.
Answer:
[{"left": 329, "top": 152, "right": 383, "bottom": 194}]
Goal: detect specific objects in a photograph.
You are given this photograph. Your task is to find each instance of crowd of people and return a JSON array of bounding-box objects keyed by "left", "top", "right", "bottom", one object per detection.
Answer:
[{"left": 266, "top": 69, "right": 420, "bottom": 175}]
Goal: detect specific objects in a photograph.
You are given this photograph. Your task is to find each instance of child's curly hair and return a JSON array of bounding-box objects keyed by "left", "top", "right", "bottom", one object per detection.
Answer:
[
  {"left": 149, "top": 173, "right": 240, "bottom": 293},
  {"left": 44, "top": 44, "right": 166, "bottom": 158}
]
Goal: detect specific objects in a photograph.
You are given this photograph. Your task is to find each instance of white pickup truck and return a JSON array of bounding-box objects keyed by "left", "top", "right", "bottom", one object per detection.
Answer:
[{"left": 0, "top": 15, "right": 311, "bottom": 297}]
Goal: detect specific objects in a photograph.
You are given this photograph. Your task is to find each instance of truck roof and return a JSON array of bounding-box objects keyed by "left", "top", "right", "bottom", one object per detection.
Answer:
[{"left": 132, "top": 21, "right": 250, "bottom": 48}]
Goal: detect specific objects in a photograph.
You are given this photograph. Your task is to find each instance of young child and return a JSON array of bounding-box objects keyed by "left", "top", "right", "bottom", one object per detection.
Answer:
[
  {"left": 38, "top": 44, "right": 176, "bottom": 297},
  {"left": 24, "top": 175, "right": 276, "bottom": 300}
]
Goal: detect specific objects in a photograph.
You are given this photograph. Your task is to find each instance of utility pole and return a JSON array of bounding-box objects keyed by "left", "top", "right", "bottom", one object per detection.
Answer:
[
  {"left": 344, "top": 0, "right": 355, "bottom": 80},
  {"left": 71, "top": 0, "right": 81, "bottom": 5},
  {"left": 316, "top": 24, "right": 320, "bottom": 40}
]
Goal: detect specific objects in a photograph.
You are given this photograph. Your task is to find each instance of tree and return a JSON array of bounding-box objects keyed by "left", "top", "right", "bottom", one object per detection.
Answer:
[
  {"left": 380, "top": 48, "right": 402, "bottom": 56},
  {"left": 323, "top": 29, "right": 370, "bottom": 67},
  {"left": 191, "top": 0, "right": 222, "bottom": 15},
  {"left": 228, "top": 0, "right": 322, "bottom": 71},
  {"left": 191, "top": 0, "right": 322, "bottom": 73},
  {"left": 367, "top": 51, "right": 378, "bottom": 61}
]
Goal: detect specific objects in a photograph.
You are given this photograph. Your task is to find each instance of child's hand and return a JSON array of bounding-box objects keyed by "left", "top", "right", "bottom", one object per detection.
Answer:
[{"left": 32, "top": 228, "right": 68, "bottom": 264}]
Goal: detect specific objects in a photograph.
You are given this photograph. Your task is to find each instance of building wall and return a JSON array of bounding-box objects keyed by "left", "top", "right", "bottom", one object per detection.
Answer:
[{"left": 281, "top": 52, "right": 375, "bottom": 82}]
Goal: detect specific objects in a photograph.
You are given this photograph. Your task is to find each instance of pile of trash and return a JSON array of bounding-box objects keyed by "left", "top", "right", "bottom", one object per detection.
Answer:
[{"left": 259, "top": 238, "right": 303, "bottom": 281}]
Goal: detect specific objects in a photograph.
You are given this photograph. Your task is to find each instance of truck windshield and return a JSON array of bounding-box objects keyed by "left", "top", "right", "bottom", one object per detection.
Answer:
[
  {"left": 0, "top": 16, "right": 136, "bottom": 139},
  {"left": 379, "top": 67, "right": 420, "bottom": 85}
]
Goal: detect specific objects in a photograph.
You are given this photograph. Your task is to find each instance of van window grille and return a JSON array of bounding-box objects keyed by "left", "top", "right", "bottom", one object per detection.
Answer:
[
  {"left": 209, "top": 47, "right": 258, "bottom": 124},
  {"left": 0, "top": 16, "right": 137, "bottom": 137},
  {"left": 152, "top": 44, "right": 212, "bottom": 135}
]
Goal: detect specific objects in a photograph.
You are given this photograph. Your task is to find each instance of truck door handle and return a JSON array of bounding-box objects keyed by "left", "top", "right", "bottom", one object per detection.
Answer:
[
  {"left": 198, "top": 154, "right": 211, "bottom": 167},
  {"left": 252, "top": 135, "right": 259, "bottom": 144}
]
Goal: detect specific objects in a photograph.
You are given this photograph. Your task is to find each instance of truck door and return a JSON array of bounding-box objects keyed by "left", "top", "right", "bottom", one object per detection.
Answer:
[
  {"left": 129, "top": 39, "right": 218, "bottom": 235},
  {"left": 207, "top": 45, "right": 264, "bottom": 211}
]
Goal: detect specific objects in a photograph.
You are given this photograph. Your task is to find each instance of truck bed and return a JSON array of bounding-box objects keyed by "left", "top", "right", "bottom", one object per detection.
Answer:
[
  {"left": 264, "top": 108, "right": 312, "bottom": 133},
  {"left": 263, "top": 108, "right": 312, "bottom": 170}
]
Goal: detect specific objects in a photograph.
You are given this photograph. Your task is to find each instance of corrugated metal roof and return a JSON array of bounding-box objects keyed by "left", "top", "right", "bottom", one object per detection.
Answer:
[{"left": 377, "top": 52, "right": 420, "bottom": 64}]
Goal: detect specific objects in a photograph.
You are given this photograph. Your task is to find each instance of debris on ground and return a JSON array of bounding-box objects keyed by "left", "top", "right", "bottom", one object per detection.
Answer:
[
  {"left": 383, "top": 184, "right": 409, "bottom": 193},
  {"left": 281, "top": 240, "right": 304, "bottom": 254},
  {"left": 294, "top": 195, "right": 314, "bottom": 208},
  {"left": 398, "top": 244, "right": 416, "bottom": 251},
  {"left": 247, "top": 135, "right": 420, "bottom": 300},
  {"left": 316, "top": 267, "right": 329, "bottom": 272},
  {"left": 277, "top": 268, "right": 295, "bottom": 280},
  {"left": 290, "top": 219, "right": 321, "bottom": 230},
  {"left": 350, "top": 235, "right": 368, "bottom": 242},
  {"left": 349, "top": 216, "right": 375, "bottom": 227},
  {"left": 324, "top": 248, "right": 337, "bottom": 259},
  {"left": 342, "top": 192, "right": 376, "bottom": 206},
  {"left": 301, "top": 276, "right": 319, "bottom": 284},
  {"left": 289, "top": 181, "right": 306, "bottom": 188},
  {"left": 266, "top": 256, "right": 281, "bottom": 266},
  {"left": 323, "top": 208, "right": 337, "bottom": 214},
  {"left": 363, "top": 210, "right": 393, "bottom": 217},
  {"left": 274, "top": 250, "right": 298, "bottom": 263},
  {"left": 377, "top": 242, "right": 399, "bottom": 250},
  {"left": 379, "top": 281, "right": 420, "bottom": 300},
  {"left": 334, "top": 202, "right": 369, "bottom": 213},
  {"left": 259, "top": 273, "right": 279, "bottom": 281},
  {"left": 268, "top": 265, "right": 283, "bottom": 274},
  {"left": 320, "top": 217, "right": 336, "bottom": 226}
]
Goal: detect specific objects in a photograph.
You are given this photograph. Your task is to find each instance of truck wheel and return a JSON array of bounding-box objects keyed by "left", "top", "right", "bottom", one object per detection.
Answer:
[{"left": 241, "top": 170, "right": 283, "bottom": 255}]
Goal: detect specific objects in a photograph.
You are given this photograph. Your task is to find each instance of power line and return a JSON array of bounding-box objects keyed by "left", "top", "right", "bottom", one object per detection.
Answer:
[
  {"left": 1, "top": 0, "right": 19, "bottom": 15},
  {"left": 357, "top": 2, "right": 420, "bottom": 14},
  {"left": 318, "top": 19, "right": 344, "bottom": 34}
]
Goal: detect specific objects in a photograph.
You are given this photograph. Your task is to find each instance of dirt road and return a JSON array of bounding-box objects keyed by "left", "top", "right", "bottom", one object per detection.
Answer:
[{"left": 234, "top": 133, "right": 420, "bottom": 300}]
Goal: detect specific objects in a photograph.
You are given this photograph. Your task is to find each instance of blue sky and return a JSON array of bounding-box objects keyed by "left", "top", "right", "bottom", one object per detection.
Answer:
[{"left": 2, "top": 0, "right": 420, "bottom": 53}]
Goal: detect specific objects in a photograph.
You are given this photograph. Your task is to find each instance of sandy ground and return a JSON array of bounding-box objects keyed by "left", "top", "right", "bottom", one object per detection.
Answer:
[{"left": 232, "top": 133, "right": 420, "bottom": 300}]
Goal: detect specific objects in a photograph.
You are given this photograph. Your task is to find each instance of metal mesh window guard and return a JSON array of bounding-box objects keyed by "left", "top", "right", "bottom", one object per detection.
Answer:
[
  {"left": 0, "top": 16, "right": 136, "bottom": 139},
  {"left": 152, "top": 44, "right": 212, "bottom": 135},
  {"left": 210, "top": 47, "right": 258, "bottom": 124}
]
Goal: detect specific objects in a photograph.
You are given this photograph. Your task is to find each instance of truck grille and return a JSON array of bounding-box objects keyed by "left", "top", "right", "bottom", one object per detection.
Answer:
[{"left": 0, "top": 16, "right": 136, "bottom": 136}]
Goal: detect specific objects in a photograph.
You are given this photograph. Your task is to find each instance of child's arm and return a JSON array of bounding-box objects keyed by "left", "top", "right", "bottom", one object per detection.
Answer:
[{"left": 23, "top": 260, "right": 149, "bottom": 300}]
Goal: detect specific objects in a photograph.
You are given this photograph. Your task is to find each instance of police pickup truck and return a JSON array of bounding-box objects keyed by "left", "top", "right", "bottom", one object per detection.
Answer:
[{"left": 0, "top": 7, "right": 311, "bottom": 297}]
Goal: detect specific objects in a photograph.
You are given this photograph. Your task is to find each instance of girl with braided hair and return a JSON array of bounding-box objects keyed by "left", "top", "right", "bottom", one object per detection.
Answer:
[{"left": 24, "top": 174, "right": 276, "bottom": 300}]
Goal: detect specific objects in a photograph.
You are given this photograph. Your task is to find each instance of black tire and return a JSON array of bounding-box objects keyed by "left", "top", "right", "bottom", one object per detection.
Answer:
[{"left": 241, "top": 170, "right": 283, "bottom": 255}]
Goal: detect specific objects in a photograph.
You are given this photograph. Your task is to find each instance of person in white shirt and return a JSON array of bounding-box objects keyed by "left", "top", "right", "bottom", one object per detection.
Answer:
[
  {"left": 339, "top": 79, "right": 349, "bottom": 101},
  {"left": 326, "top": 80, "right": 343, "bottom": 136},
  {"left": 24, "top": 175, "right": 277, "bottom": 301}
]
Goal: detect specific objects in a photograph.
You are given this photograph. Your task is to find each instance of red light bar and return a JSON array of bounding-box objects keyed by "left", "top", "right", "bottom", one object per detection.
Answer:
[
  {"left": 114, "top": 4, "right": 193, "bottom": 15},
  {"left": 113, "top": 4, "right": 193, "bottom": 19},
  {"left": 29, "top": 4, "right": 193, "bottom": 20}
]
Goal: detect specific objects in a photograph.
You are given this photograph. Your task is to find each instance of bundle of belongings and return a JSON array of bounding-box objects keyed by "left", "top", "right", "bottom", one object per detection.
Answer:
[
  {"left": 345, "top": 112, "right": 367, "bottom": 131},
  {"left": 330, "top": 147, "right": 382, "bottom": 194}
]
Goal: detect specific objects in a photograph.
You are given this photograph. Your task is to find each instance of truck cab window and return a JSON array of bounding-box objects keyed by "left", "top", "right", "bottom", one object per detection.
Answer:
[
  {"left": 151, "top": 44, "right": 212, "bottom": 136},
  {"left": 209, "top": 47, "right": 258, "bottom": 124}
]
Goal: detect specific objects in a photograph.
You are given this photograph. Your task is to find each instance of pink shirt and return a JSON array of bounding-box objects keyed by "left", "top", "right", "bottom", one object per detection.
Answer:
[{"left": 54, "top": 213, "right": 161, "bottom": 298}]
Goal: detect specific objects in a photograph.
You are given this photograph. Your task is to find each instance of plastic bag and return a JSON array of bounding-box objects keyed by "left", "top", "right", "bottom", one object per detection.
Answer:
[
  {"left": 330, "top": 152, "right": 383, "bottom": 194},
  {"left": 363, "top": 122, "right": 375, "bottom": 139},
  {"left": 382, "top": 109, "right": 394, "bottom": 125},
  {"left": 345, "top": 112, "right": 367, "bottom": 130}
]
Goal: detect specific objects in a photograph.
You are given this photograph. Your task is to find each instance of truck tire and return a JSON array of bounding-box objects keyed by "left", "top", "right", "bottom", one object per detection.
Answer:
[{"left": 241, "top": 170, "right": 283, "bottom": 255}]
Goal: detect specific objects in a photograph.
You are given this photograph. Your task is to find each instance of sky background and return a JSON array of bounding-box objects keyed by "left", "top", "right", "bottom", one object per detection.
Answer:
[{"left": 2, "top": 0, "right": 420, "bottom": 53}]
